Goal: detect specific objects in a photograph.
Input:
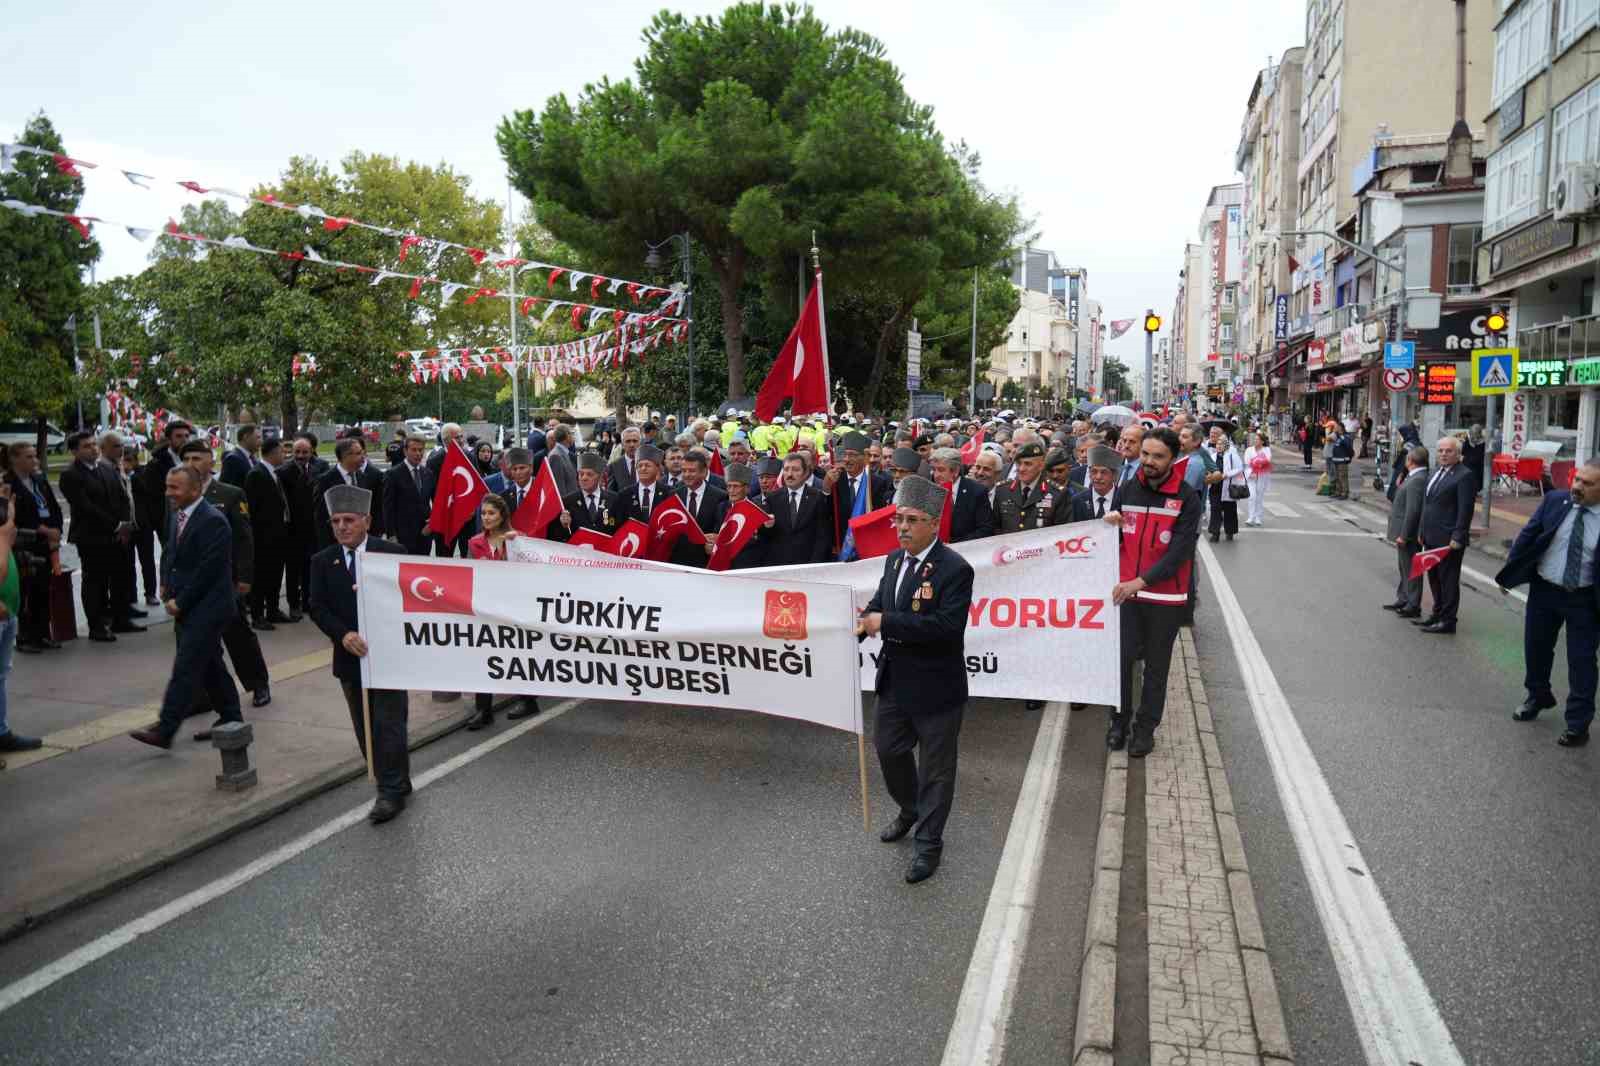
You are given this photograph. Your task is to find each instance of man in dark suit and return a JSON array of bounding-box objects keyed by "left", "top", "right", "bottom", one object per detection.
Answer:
[
  {"left": 607, "top": 426, "right": 642, "bottom": 495},
  {"left": 183, "top": 441, "right": 272, "bottom": 709},
  {"left": 244, "top": 436, "right": 294, "bottom": 627},
  {"left": 1385, "top": 445, "right": 1430, "bottom": 618},
  {"left": 59, "top": 431, "right": 142, "bottom": 641},
  {"left": 129, "top": 465, "right": 242, "bottom": 750},
  {"left": 381, "top": 434, "right": 435, "bottom": 555},
  {"left": 1497, "top": 459, "right": 1600, "bottom": 747},
  {"left": 282, "top": 434, "right": 321, "bottom": 616},
  {"left": 5, "top": 442, "right": 64, "bottom": 652},
  {"left": 858, "top": 475, "right": 976, "bottom": 884},
  {"left": 929, "top": 448, "right": 994, "bottom": 543},
  {"left": 825, "top": 431, "right": 894, "bottom": 557},
  {"left": 668, "top": 448, "right": 728, "bottom": 568},
  {"left": 309, "top": 483, "right": 413, "bottom": 824},
  {"left": 139, "top": 420, "right": 193, "bottom": 549},
  {"left": 97, "top": 432, "right": 150, "bottom": 625},
  {"left": 1414, "top": 435, "right": 1477, "bottom": 634},
  {"left": 1069, "top": 446, "right": 1121, "bottom": 523},
  {"left": 220, "top": 424, "right": 259, "bottom": 488},
  {"left": 314, "top": 437, "right": 385, "bottom": 548},
  {"left": 616, "top": 443, "right": 670, "bottom": 528},
  {"left": 761, "top": 454, "right": 833, "bottom": 565},
  {"left": 557, "top": 452, "right": 620, "bottom": 540}
]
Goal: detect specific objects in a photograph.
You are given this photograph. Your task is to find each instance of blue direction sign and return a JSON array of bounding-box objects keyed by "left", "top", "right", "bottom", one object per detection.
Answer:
[{"left": 1383, "top": 341, "right": 1415, "bottom": 370}]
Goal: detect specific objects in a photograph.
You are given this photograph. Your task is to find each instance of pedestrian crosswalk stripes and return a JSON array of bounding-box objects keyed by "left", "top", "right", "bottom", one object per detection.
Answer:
[{"left": 1263, "top": 501, "right": 1300, "bottom": 518}]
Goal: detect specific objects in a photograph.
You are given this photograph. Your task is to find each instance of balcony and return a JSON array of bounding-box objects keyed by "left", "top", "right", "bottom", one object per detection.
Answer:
[{"left": 1520, "top": 314, "right": 1600, "bottom": 364}]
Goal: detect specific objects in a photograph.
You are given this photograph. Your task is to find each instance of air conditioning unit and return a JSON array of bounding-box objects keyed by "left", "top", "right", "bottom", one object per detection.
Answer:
[{"left": 1553, "top": 164, "right": 1600, "bottom": 220}]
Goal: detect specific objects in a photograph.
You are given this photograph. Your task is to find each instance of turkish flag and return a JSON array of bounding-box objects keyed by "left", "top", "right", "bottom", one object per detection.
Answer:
[
  {"left": 936, "top": 482, "right": 954, "bottom": 543},
  {"left": 566, "top": 527, "right": 613, "bottom": 551},
  {"left": 398, "top": 562, "right": 474, "bottom": 615},
  {"left": 755, "top": 271, "right": 830, "bottom": 421},
  {"left": 848, "top": 502, "right": 900, "bottom": 559},
  {"left": 427, "top": 439, "right": 488, "bottom": 544},
  {"left": 959, "top": 429, "right": 986, "bottom": 466},
  {"left": 708, "top": 448, "right": 725, "bottom": 478},
  {"left": 511, "top": 459, "right": 565, "bottom": 538},
  {"left": 610, "top": 518, "right": 650, "bottom": 558},
  {"left": 1171, "top": 455, "right": 1189, "bottom": 482},
  {"left": 1410, "top": 545, "right": 1453, "bottom": 579},
  {"left": 707, "top": 498, "right": 769, "bottom": 572},
  {"left": 647, "top": 493, "right": 706, "bottom": 560}
]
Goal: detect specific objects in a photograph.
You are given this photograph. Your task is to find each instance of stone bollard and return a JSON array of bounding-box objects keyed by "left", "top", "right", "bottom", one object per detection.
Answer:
[{"left": 211, "top": 721, "right": 258, "bottom": 791}]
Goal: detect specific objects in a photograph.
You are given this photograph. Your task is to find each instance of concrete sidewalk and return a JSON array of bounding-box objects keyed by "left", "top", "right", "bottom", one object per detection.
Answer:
[{"left": 0, "top": 620, "right": 476, "bottom": 941}]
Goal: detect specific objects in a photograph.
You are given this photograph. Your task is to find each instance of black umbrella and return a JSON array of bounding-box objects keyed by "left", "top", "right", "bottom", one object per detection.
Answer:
[{"left": 1200, "top": 418, "right": 1238, "bottom": 436}]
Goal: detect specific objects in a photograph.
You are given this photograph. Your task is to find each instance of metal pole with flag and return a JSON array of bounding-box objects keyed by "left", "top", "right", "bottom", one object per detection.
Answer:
[{"left": 755, "top": 236, "right": 831, "bottom": 422}]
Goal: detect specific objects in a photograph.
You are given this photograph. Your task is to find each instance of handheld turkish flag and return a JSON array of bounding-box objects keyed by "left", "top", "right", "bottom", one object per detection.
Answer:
[
  {"left": 566, "top": 527, "right": 612, "bottom": 551},
  {"left": 647, "top": 493, "right": 707, "bottom": 561},
  {"left": 848, "top": 502, "right": 900, "bottom": 560},
  {"left": 609, "top": 518, "right": 650, "bottom": 558},
  {"left": 511, "top": 453, "right": 571, "bottom": 538},
  {"left": 754, "top": 270, "right": 831, "bottom": 422},
  {"left": 707, "top": 498, "right": 768, "bottom": 572},
  {"left": 708, "top": 448, "right": 725, "bottom": 478},
  {"left": 1410, "top": 545, "right": 1453, "bottom": 579},
  {"left": 1171, "top": 455, "right": 1190, "bottom": 482},
  {"left": 936, "top": 482, "right": 954, "bottom": 542},
  {"left": 427, "top": 439, "right": 487, "bottom": 544},
  {"left": 398, "top": 562, "right": 474, "bottom": 615},
  {"left": 959, "top": 429, "right": 986, "bottom": 466}
]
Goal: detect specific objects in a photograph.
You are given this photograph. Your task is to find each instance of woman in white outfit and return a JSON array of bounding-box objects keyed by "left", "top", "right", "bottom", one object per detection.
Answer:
[{"left": 1243, "top": 431, "right": 1272, "bottom": 527}]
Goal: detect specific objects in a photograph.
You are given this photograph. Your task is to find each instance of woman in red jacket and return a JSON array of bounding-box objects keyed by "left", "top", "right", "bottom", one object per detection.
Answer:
[{"left": 465, "top": 495, "right": 540, "bottom": 729}]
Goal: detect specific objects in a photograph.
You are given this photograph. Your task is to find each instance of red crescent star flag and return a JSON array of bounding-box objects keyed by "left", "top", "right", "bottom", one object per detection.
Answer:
[
  {"left": 565, "top": 527, "right": 613, "bottom": 551},
  {"left": 511, "top": 459, "right": 565, "bottom": 538},
  {"left": 707, "top": 498, "right": 769, "bottom": 572},
  {"left": 609, "top": 519, "right": 651, "bottom": 558},
  {"left": 936, "top": 481, "right": 954, "bottom": 543},
  {"left": 708, "top": 448, "right": 725, "bottom": 478},
  {"left": 755, "top": 270, "right": 831, "bottom": 422},
  {"left": 959, "top": 428, "right": 986, "bottom": 466},
  {"left": 1409, "top": 545, "right": 1453, "bottom": 579},
  {"left": 847, "top": 502, "right": 900, "bottom": 560},
  {"left": 646, "top": 493, "right": 707, "bottom": 561},
  {"left": 397, "top": 563, "right": 474, "bottom": 615},
  {"left": 427, "top": 439, "right": 487, "bottom": 544}
]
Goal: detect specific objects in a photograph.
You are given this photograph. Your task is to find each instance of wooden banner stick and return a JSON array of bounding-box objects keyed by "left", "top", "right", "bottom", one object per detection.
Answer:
[
  {"left": 857, "top": 732, "right": 871, "bottom": 833},
  {"left": 363, "top": 690, "right": 376, "bottom": 783}
]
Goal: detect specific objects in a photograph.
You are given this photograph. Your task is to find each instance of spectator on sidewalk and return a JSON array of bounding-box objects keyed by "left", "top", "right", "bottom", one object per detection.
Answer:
[
  {"left": 1385, "top": 446, "right": 1430, "bottom": 619},
  {"left": 98, "top": 432, "right": 148, "bottom": 626},
  {"left": 1414, "top": 436, "right": 1477, "bottom": 635},
  {"left": 60, "top": 431, "right": 143, "bottom": 642},
  {"left": 1298, "top": 417, "right": 1316, "bottom": 471},
  {"left": 282, "top": 434, "right": 321, "bottom": 616},
  {"left": 1329, "top": 424, "right": 1354, "bottom": 499},
  {"left": 4, "top": 443, "right": 63, "bottom": 653},
  {"left": 244, "top": 436, "right": 293, "bottom": 627},
  {"left": 0, "top": 483, "right": 44, "bottom": 760},
  {"left": 1463, "top": 424, "right": 1487, "bottom": 490},
  {"left": 1207, "top": 433, "right": 1243, "bottom": 542},
  {"left": 1388, "top": 421, "right": 1422, "bottom": 501},
  {"left": 124, "top": 445, "right": 161, "bottom": 607},
  {"left": 1243, "top": 432, "right": 1272, "bottom": 527}
]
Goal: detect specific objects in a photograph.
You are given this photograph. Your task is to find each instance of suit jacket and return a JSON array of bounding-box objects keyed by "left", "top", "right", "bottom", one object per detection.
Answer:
[
  {"left": 313, "top": 465, "right": 385, "bottom": 547},
  {"left": 831, "top": 469, "right": 895, "bottom": 549},
  {"left": 202, "top": 478, "right": 255, "bottom": 586},
  {"left": 59, "top": 460, "right": 127, "bottom": 545},
  {"left": 381, "top": 460, "right": 436, "bottom": 553},
  {"left": 244, "top": 462, "right": 291, "bottom": 545},
  {"left": 761, "top": 483, "right": 833, "bottom": 565},
  {"left": 1387, "top": 467, "right": 1428, "bottom": 544},
  {"left": 5, "top": 471, "right": 63, "bottom": 534},
  {"left": 668, "top": 482, "right": 729, "bottom": 568},
  {"left": 220, "top": 446, "right": 255, "bottom": 489},
  {"left": 945, "top": 477, "right": 994, "bottom": 543},
  {"left": 1495, "top": 492, "right": 1600, "bottom": 615},
  {"left": 485, "top": 472, "right": 510, "bottom": 497},
  {"left": 281, "top": 459, "right": 319, "bottom": 545},
  {"left": 864, "top": 539, "right": 975, "bottom": 709},
  {"left": 1065, "top": 464, "right": 1090, "bottom": 490},
  {"left": 615, "top": 480, "right": 671, "bottom": 528},
  {"left": 559, "top": 487, "right": 620, "bottom": 540},
  {"left": 309, "top": 535, "right": 408, "bottom": 684},
  {"left": 1069, "top": 486, "right": 1117, "bottom": 523},
  {"left": 1419, "top": 464, "right": 1476, "bottom": 547},
  {"left": 160, "top": 499, "right": 236, "bottom": 627},
  {"left": 606, "top": 455, "right": 639, "bottom": 495}
]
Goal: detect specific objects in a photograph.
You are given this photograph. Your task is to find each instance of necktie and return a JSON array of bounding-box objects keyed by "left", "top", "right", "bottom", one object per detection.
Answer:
[
  {"left": 346, "top": 548, "right": 357, "bottom": 580},
  {"left": 1428, "top": 469, "right": 1445, "bottom": 497},
  {"left": 1565, "top": 508, "right": 1588, "bottom": 590},
  {"left": 1096, "top": 495, "right": 1106, "bottom": 518},
  {"left": 176, "top": 507, "right": 190, "bottom": 541},
  {"left": 896, "top": 553, "right": 917, "bottom": 608},
  {"left": 791, "top": 491, "right": 800, "bottom": 522},
  {"left": 641, "top": 487, "right": 651, "bottom": 514},
  {"left": 588, "top": 494, "right": 598, "bottom": 523},
  {"left": 411, "top": 464, "right": 422, "bottom": 494},
  {"left": 689, "top": 489, "right": 699, "bottom": 519}
]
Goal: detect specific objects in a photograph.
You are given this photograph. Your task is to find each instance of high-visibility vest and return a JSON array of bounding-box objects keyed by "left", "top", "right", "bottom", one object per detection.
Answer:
[{"left": 750, "top": 425, "right": 773, "bottom": 451}]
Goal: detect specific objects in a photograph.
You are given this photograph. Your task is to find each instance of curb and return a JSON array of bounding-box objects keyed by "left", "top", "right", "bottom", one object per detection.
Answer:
[
  {"left": 0, "top": 703, "right": 477, "bottom": 945},
  {"left": 1073, "top": 744, "right": 1127, "bottom": 1066}
]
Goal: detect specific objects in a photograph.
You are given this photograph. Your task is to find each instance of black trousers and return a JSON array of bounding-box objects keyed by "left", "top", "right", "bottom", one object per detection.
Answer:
[
  {"left": 113, "top": 539, "right": 136, "bottom": 611},
  {"left": 284, "top": 535, "right": 314, "bottom": 611},
  {"left": 433, "top": 529, "right": 471, "bottom": 558},
  {"left": 874, "top": 693, "right": 964, "bottom": 857},
  {"left": 340, "top": 680, "right": 412, "bottom": 798},
  {"left": 1424, "top": 543, "right": 1463, "bottom": 625},
  {"left": 1207, "top": 494, "right": 1239, "bottom": 537},
  {"left": 1395, "top": 545, "right": 1423, "bottom": 610},
  {"left": 157, "top": 618, "right": 242, "bottom": 738},
  {"left": 220, "top": 598, "right": 269, "bottom": 690},
  {"left": 249, "top": 533, "right": 285, "bottom": 619},
  {"left": 18, "top": 560, "right": 51, "bottom": 644},
  {"left": 1117, "top": 602, "right": 1184, "bottom": 729},
  {"left": 1525, "top": 577, "right": 1600, "bottom": 733},
  {"left": 76, "top": 542, "right": 117, "bottom": 632},
  {"left": 133, "top": 527, "right": 158, "bottom": 601},
  {"left": 475, "top": 692, "right": 537, "bottom": 714}
]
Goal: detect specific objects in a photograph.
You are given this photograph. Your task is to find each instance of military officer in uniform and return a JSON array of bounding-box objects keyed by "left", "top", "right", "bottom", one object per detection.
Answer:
[
  {"left": 858, "top": 475, "right": 976, "bottom": 884},
  {"left": 992, "top": 441, "right": 1074, "bottom": 533}
]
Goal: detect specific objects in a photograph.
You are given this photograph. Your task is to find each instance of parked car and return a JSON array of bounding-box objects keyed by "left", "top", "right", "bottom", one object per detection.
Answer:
[{"left": 0, "top": 421, "right": 66, "bottom": 452}]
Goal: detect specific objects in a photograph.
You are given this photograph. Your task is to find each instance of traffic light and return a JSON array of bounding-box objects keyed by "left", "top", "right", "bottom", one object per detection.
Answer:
[
  {"left": 1143, "top": 314, "right": 1162, "bottom": 333},
  {"left": 1486, "top": 309, "right": 1508, "bottom": 333}
]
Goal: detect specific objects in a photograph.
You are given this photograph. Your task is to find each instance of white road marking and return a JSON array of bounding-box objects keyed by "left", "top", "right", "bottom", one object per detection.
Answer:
[
  {"left": 941, "top": 703, "right": 1069, "bottom": 1066},
  {"left": 0, "top": 699, "right": 581, "bottom": 1015},
  {"left": 1264, "top": 501, "right": 1301, "bottom": 519},
  {"left": 1199, "top": 541, "right": 1465, "bottom": 1066},
  {"left": 1241, "top": 529, "right": 1376, "bottom": 538},
  {"left": 1459, "top": 561, "right": 1528, "bottom": 603}
]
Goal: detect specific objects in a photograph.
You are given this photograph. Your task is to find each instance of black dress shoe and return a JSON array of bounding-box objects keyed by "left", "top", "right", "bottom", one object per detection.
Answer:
[
  {"left": 1558, "top": 730, "right": 1590, "bottom": 747},
  {"left": 1128, "top": 726, "right": 1156, "bottom": 758},
  {"left": 127, "top": 607, "right": 149, "bottom": 619},
  {"left": 368, "top": 796, "right": 405, "bottom": 823},
  {"left": 1225, "top": 532, "right": 1234, "bottom": 541},
  {"left": 287, "top": 610, "right": 303, "bottom": 623},
  {"left": 267, "top": 611, "right": 294, "bottom": 624},
  {"left": 128, "top": 728, "right": 172, "bottom": 750},
  {"left": 110, "top": 622, "right": 146, "bottom": 634},
  {"left": 1395, "top": 607, "right": 1422, "bottom": 619},
  {"left": 15, "top": 640, "right": 45, "bottom": 654},
  {"left": 145, "top": 595, "right": 162, "bottom": 607},
  {"left": 1411, "top": 616, "right": 1440, "bottom": 627},
  {"left": 1420, "top": 622, "right": 1456, "bottom": 634},
  {"left": 1513, "top": 694, "right": 1557, "bottom": 722},
  {"left": 88, "top": 630, "right": 117, "bottom": 643},
  {"left": 465, "top": 708, "right": 493, "bottom": 731},
  {"left": 1382, "top": 602, "right": 1405, "bottom": 612},
  {"left": 1208, "top": 532, "right": 1220, "bottom": 542},
  {"left": 506, "top": 699, "right": 541, "bottom": 720},
  {"left": 879, "top": 815, "right": 916, "bottom": 843},
  {"left": 905, "top": 854, "right": 940, "bottom": 884},
  {"left": 252, "top": 687, "right": 272, "bottom": 708},
  {"left": 251, "top": 619, "right": 276, "bottom": 631},
  {"left": 1024, "top": 699, "right": 1045, "bottom": 710},
  {"left": 1106, "top": 721, "right": 1128, "bottom": 751},
  {"left": 0, "top": 732, "right": 43, "bottom": 752},
  {"left": 1069, "top": 701, "right": 1088, "bottom": 711}
]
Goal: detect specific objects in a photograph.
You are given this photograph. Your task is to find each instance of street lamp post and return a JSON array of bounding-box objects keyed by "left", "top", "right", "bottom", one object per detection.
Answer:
[{"left": 646, "top": 234, "right": 693, "bottom": 419}]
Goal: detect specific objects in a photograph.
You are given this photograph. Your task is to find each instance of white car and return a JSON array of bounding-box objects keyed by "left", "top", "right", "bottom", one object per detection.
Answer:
[
  {"left": 404, "top": 417, "right": 441, "bottom": 439},
  {"left": 0, "top": 421, "right": 66, "bottom": 452}
]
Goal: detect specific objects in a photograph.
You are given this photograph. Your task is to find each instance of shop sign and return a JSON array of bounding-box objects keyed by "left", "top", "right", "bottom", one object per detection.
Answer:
[
  {"left": 1415, "top": 306, "right": 1500, "bottom": 352},
  {"left": 1275, "top": 294, "right": 1289, "bottom": 340},
  {"left": 1499, "top": 86, "right": 1525, "bottom": 139},
  {"left": 1572, "top": 357, "right": 1600, "bottom": 386},
  {"left": 1339, "top": 326, "right": 1362, "bottom": 364},
  {"left": 1332, "top": 371, "right": 1360, "bottom": 387},
  {"left": 1516, "top": 357, "right": 1568, "bottom": 389},
  {"left": 1490, "top": 218, "right": 1577, "bottom": 276},
  {"left": 1314, "top": 371, "right": 1338, "bottom": 391},
  {"left": 1508, "top": 391, "right": 1529, "bottom": 452},
  {"left": 1361, "top": 319, "right": 1384, "bottom": 356},
  {"left": 1421, "top": 363, "right": 1457, "bottom": 404},
  {"left": 1307, "top": 339, "right": 1326, "bottom": 371}
]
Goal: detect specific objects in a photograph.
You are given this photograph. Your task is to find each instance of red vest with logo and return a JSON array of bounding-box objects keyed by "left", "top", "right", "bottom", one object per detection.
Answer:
[{"left": 1114, "top": 463, "right": 1197, "bottom": 606}]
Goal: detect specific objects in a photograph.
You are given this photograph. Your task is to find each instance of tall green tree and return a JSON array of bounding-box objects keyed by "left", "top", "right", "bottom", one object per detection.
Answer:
[
  {"left": 0, "top": 113, "right": 101, "bottom": 443},
  {"left": 1103, "top": 357, "right": 1130, "bottom": 402}
]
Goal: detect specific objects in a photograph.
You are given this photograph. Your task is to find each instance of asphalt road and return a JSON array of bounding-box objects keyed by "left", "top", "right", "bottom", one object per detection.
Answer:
[
  {"left": 0, "top": 695, "right": 1107, "bottom": 1066},
  {"left": 1195, "top": 464, "right": 1600, "bottom": 1066}
]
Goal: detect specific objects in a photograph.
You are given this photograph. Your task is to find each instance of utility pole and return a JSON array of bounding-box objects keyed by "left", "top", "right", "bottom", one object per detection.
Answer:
[
  {"left": 1143, "top": 308, "right": 1155, "bottom": 411},
  {"left": 507, "top": 177, "right": 521, "bottom": 447},
  {"left": 968, "top": 266, "right": 979, "bottom": 415}
]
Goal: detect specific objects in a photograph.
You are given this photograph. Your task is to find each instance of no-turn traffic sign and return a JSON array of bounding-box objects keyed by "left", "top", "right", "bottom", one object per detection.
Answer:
[{"left": 1383, "top": 368, "right": 1414, "bottom": 392}]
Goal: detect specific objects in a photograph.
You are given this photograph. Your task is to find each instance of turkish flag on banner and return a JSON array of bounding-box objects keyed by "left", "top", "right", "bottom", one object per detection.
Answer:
[
  {"left": 959, "top": 429, "right": 986, "bottom": 466},
  {"left": 707, "top": 498, "right": 769, "bottom": 572},
  {"left": 936, "top": 482, "right": 954, "bottom": 543},
  {"left": 647, "top": 493, "right": 707, "bottom": 560},
  {"left": 848, "top": 502, "right": 900, "bottom": 560},
  {"left": 755, "top": 270, "right": 830, "bottom": 421},
  {"left": 1409, "top": 545, "right": 1453, "bottom": 579},
  {"left": 565, "top": 527, "right": 612, "bottom": 551},
  {"left": 609, "top": 519, "right": 651, "bottom": 558},
  {"left": 511, "top": 459, "right": 565, "bottom": 538},
  {"left": 397, "top": 562, "right": 474, "bottom": 615},
  {"left": 427, "top": 440, "right": 487, "bottom": 544}
]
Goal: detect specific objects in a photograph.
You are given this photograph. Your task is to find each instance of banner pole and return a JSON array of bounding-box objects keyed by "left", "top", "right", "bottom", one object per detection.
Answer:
[
  {"left": 857, "top": 732, "right": 871, "bottom": 833},
  {"left": 363, "top": 690, "right": 376, "bottom": 783}
]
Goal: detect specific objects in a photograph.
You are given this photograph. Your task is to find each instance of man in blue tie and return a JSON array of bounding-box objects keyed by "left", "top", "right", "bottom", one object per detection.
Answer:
[
  {"left": 1497, "top": 459, "right": 1600, "bottom": 746},
  {"left": 1117, "top": 424, "right": 1145, "bottom": 485}
]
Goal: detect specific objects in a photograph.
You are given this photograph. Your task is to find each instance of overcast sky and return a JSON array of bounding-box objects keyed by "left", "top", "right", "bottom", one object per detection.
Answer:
[{"left": 3, "top": 0, "right": 1302, "bottom": 373}]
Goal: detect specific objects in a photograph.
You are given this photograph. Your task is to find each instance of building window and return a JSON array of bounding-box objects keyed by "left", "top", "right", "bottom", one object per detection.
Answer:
[
  {"left": 1493, "top": 0, "right": 1550, "bottom": 105},
  {"left": 1485, "top": 120, "right": 1548, "bottom": 237},
  {"left": 1560, "top": 0, "right": 1600, "bottom": 54},
  {"left": 1223, "top": 287, "right": 1235, "bottom": 306},
  {"left": 1447, "top": 225, "right": 1481, "bottom": 291},
  {"left": 1550, "top": 78, "right": 1600, "bottom": 201}
]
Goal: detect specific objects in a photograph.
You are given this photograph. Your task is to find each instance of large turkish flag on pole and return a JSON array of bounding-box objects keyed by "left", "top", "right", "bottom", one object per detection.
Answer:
[
  {"left": 755, "top": 270, "right": 831, "bottom": 422},
  {"left": 427, "top": 439, "right": 487, "bottom": 544}
]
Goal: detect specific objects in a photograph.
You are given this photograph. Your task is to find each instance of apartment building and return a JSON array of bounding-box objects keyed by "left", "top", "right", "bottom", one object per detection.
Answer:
[{"left": 1195, "top": 184, "right": 1245, "bottom": 402}]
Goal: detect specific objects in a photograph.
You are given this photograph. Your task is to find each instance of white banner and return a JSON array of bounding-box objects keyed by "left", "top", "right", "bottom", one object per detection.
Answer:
[
  {"left": 356, "top": 552, "right": 863, "bottom": 734},
  {"left": 497, "top": 523, "right": 1121, "bottom": 706}
]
